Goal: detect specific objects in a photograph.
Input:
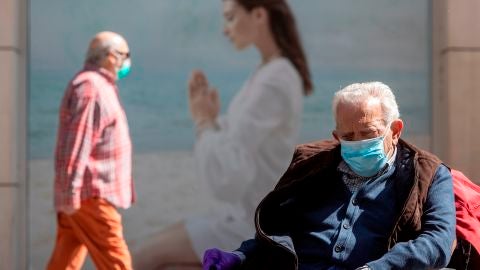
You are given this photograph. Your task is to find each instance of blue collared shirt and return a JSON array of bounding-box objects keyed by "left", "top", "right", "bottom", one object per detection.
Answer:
[{"left": 291, "top": 155, "right": 455, "bottom": 270}]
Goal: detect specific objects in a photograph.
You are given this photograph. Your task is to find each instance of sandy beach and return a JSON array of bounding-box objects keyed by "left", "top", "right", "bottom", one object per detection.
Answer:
[{"left": 29, "top": 150, "right": 224, "bottom": 269}]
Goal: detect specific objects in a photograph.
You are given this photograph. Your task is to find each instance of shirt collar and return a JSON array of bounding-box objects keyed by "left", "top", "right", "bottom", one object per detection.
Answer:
[{"left": 84, "top": 64, "right": 117, "bottom": 83}]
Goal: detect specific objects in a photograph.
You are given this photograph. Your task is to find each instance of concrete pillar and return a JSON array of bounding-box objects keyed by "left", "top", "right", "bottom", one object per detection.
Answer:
[
  {"left": 432, "top": 0, "right": 480, "bottom": 182},
  {"left": 0, "top": 0, "right": 28, "bottom": 268}
]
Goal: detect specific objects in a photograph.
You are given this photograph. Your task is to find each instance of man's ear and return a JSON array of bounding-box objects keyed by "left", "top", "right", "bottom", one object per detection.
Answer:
[
  {"left": 390, "top": 119, "right": 403, "bottom": 144},
  {"left": 102, "top": 53, "right": 116, "bottom": 69}
]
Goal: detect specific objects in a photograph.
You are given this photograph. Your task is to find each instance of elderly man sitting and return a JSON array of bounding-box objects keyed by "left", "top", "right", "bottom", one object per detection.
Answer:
[{"left": 203, "top": 82, "right": 456, "bottom": 270}]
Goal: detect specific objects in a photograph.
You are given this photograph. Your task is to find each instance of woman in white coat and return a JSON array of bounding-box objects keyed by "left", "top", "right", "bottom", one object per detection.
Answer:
[{"left": 134, "top": 0, "right": 313, "bottom": 269}]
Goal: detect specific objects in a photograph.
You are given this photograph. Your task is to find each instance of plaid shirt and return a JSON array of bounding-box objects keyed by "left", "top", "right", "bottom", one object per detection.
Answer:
[{"left": 54, "top": 65, "right": 134, "bottom": 210}]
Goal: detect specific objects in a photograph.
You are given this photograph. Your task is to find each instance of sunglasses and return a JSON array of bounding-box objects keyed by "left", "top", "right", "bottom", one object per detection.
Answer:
[{"left": 112, "top": 50, "right": 130, "bottom": 59}]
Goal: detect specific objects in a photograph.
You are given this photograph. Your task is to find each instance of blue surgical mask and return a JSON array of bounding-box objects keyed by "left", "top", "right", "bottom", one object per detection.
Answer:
[
  {"left": 117, "top": 58, "right": 131, "bottom": 79},
  {"left": 340, "top": 131, "right": 390, "bottom": 177}
]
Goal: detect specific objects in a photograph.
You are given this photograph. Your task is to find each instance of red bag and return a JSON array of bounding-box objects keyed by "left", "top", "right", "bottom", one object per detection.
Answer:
[
  {"left": 450, "top": 169, "right": 480, "bottom": 268},
  {"left": 452, "top": 169, "right": 480, "bottom": 253}
]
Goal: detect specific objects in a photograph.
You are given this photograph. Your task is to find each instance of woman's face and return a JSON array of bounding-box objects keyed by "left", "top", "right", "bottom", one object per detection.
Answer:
[{"left": 222, "top": 0, "right": 258, "bottom": 50}]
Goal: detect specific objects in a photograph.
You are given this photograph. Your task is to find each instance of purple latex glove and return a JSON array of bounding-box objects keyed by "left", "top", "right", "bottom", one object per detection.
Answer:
[{"left": 203, "top": 248, "right": 241, "bottom": 270}]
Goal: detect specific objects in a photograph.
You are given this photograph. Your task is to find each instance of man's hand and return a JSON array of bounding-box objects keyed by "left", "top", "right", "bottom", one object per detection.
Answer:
[
  {"left": 58, "top": 205, "right": 78, "bottom": 215},
  {"left": 203, "top": 248, "right": 241, "bottom": 270}
]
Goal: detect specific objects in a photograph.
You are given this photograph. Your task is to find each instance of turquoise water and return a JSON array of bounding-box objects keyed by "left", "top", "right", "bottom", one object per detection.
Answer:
[{"left": 29, "top": 68, "right": 429, "bottom": 159}]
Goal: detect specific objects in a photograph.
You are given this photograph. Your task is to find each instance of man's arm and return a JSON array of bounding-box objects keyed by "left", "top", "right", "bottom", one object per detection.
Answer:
[
  {"left": 55, "top": 81, "right": 98, "bottom": 212},
  {"left": 367, "top": 165, "right": 456, "bottom": 269},
  {"left": 235, "top": 238, "right": 260, "bottom": 261}
]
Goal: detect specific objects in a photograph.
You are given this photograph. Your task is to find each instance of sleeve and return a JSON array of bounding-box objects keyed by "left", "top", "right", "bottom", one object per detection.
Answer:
[
  {"left": 235, "top": 238, "right": 260, "bottom": 263},
  {"left": 55, "top": 81, "right": 99, "bottom": 209},
  {"left": 194, "top": 72, "right": 292, "bottom": 203},
  {"left": 367, "top": 165, "right": 456, "bottom": 269}
]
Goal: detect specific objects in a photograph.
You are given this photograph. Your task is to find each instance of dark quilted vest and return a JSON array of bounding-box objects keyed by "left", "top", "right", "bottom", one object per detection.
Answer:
[{"left": 242, "top": 139, "right": 442, "bottom": 270}]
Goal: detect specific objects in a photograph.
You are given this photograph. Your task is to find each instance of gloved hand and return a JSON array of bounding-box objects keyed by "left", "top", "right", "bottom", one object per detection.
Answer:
[{"left": 203, "top": 248, "right": 241, "bottom": 270}]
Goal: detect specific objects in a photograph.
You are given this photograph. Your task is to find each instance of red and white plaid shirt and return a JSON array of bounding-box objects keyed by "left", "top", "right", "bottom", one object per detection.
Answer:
[{"left": 54, "top": 65, "right": 134, "bottom": 210}]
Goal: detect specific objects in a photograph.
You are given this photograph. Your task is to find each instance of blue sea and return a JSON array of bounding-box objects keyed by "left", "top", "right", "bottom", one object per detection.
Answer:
[
  {"left": 28, "top": 0, "right": 431, "bottom": 159},
  {"left": 29, "top": 69, "right": 429, "bottom": 159}
]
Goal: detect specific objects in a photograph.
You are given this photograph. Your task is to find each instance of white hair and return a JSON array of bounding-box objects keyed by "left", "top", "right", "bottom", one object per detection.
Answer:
[{"left": 332, "top": 81, "right": 400, "bottom": 124}]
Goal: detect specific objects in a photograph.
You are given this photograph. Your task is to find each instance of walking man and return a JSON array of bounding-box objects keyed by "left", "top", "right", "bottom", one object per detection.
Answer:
[{"left": 47, "top": 31, "right": 134, "bottom": 270}]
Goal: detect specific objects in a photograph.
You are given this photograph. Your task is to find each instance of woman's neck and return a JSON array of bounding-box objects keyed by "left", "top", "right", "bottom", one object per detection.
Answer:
[{"left": 256, "top": 29, "right": 282, "bottom": 65}]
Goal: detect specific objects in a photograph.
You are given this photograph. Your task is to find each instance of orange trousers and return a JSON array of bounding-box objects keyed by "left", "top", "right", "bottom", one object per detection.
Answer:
[{"left": 46, "top": 198, "right": 132, "bottom": 270}]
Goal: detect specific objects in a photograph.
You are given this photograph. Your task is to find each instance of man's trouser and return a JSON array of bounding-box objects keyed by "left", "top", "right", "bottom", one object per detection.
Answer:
[{"left": 46, "top": 197, "right": 132, "bottom": 270}]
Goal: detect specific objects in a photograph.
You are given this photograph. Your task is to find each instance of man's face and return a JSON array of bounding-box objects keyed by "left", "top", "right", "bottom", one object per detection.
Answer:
[
  {"left": 333, "top": 98, "right": 402, "bottom": 157},
  {"left": 109, "top": 40, "right": 130, "bottom": 70}
]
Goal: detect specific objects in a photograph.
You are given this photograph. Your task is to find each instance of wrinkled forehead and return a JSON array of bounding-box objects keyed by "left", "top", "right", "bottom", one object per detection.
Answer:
[{"left": 335, "top": 98, "right": 385, "bottom": 128}]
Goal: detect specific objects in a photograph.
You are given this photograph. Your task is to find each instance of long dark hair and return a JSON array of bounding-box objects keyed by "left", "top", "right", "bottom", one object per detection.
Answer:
[{"left": 236, "top": 0, "right": 313, "bottom": 95}]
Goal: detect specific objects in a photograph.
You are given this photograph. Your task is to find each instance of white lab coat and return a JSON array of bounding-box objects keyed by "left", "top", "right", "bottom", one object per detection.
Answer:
[{"left": 185, "top": 57, "right": 304, "bottom": 257}]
